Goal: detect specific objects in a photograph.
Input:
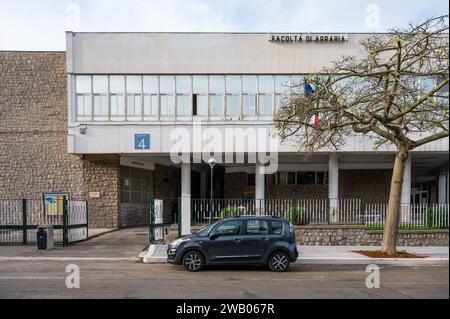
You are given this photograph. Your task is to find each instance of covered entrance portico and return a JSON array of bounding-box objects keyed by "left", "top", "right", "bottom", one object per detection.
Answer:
[{"left": 121, "top": 151, "right": 449, "bottom": 235}]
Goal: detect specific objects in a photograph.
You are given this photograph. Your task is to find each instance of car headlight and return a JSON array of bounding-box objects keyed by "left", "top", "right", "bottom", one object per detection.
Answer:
[{"left": 171, "top": 236, "right": 190, "bottom": 247}]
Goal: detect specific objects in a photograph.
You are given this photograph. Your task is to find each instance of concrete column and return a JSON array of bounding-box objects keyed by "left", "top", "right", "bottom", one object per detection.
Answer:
[
  {"left": 255, "top": 161, "right": 265, "bottom": 214},
  {"left": 438, "top": 172, "right": 447, "bottom": 203},
  {"left": 328, "top": 153, "right": 339, "bottom": 222},
  {"left": 200, "top": 170, "right": 207, "bottom": 199},
  {"left": 181, "top": 162, "right": 191, "bottom": 235},
  {"left": 400, "top": 155, "right": 412, "bottom": 223}
]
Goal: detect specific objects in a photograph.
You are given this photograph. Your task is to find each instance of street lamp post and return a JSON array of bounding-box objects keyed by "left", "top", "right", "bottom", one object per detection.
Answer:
[{"left": 208, "top": 158, "right": 216, "bottom": 224}]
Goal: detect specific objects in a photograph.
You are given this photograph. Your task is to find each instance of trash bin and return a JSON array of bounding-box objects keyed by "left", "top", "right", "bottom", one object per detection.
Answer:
[{"left": 36, "top": 225, "right": 54, "bottom": 250}]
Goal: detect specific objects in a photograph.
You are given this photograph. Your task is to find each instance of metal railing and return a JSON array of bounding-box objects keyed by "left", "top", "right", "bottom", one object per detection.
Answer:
[
  {"left": 0, "top": 199, "right": 88, "bottom": 245},
  {"left": 191, "top": 198, "right": 449, "bottom": 229},
  {"left": 364, "top": 203, "right": 449, "bottom": 229},
  {"left": 191, "top": 198, "right": 362, "bottom": 225}
]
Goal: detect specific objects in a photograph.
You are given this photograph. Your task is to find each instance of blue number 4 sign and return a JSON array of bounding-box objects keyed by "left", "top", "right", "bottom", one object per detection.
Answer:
[{"left": 134, "top": 134, "right": 150, "bottom": 150}]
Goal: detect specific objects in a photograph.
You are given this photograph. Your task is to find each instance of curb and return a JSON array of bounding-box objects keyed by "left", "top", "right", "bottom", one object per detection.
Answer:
[{"left": 140, "top": 254, "right": 449, "bottom": 266}]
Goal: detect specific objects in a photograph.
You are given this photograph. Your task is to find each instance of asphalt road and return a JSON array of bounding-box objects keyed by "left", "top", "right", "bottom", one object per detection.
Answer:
[{"left": 0, "top": 260, "right": 447, "bottom": 299}]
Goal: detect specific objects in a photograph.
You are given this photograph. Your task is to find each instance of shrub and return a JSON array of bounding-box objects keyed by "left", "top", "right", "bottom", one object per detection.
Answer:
[
  {"left": 219, "top": 206, "right": 244, "bottom": 219},
  {"left": 284, "top": 206, "right": 308, "bottom": 225}
]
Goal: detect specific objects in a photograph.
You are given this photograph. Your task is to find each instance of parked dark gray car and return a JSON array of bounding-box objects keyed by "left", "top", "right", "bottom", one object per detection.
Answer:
[{"left": 167, "top": 216, "right": 298, "bottom": 272}]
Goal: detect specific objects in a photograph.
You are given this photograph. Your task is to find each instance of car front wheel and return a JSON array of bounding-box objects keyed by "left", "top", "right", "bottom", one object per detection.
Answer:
[
  {"left": 268, "top": 251, "right": 290, "bottom": 272},
  {"left": 182, "top": 251, "right": 204, "bottom": 272}
]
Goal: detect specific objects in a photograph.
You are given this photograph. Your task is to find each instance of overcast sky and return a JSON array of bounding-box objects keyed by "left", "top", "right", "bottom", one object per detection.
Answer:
[{"left": 0, "top": 0, "right": 448, "bottom": 50}]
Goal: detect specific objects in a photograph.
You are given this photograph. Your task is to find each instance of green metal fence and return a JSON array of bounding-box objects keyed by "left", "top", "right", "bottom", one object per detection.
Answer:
[{"left": 0, "top": 198, "right": 88, "bottom": 246}]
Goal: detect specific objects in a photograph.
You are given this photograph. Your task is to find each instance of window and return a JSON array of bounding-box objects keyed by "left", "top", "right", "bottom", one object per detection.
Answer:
[
  {"left": 92, "top": 76, "right": 108, "bottom": 121},
  {"left": 209, "top": 76, "right": 224, "bottom": 119},
  {"left": 160, "top": 95, "right": 174, "bottom": 119},
  {"left": 247, "top": 173, "right": 255, "bottom": 186},
  {"left": 226, "top": 76, "right": 240, "bottom": 118},
  {"left": 143, "top": 76, "right": 158, "bottom": 120},
  {"left": 160, "top": 76, "right": 175, "bottom": 94},
  {"left": 176, "top": 76, "right": 191, "bottom": 119},
  {"left": 120, "top": 166, "right": 153, "bottom": 203},
  {"left": 76, "top": 95, "right": 92, "bottom": 121},
  {"left": 126, "top": 76, "right": 142, "bottom": 121},
  {"left": 242, "top": 76, "right": 257, "bottom": 118},
  {"left": 270, "top": 220, "right": 283, "bottom": 235},
  {"left": 110, "top": 76, "right": 125, "bottom": 121},
  {"left": 76, "top": 76, "right": 92, "bottom": 121},
  {"left": 258, "top": 94, "right": 272, "bottom": 117},
  {"left": 297, "top": 172, "right": 315, "bottom": 185},
  {"left": 193, "top": 76, "right": 208, "bottom": 117},
  {"left": 176, "top": 95, "right": 190, "bottom": 117},
  {"left": 245, "top": 220, "right": 269, "bottom": 235},
  {"left": 209, "top": 94, "right": 223, "bottom": 118},
  {"left": 287, "top": 172, "right": 296, "bottom": 185},
  {"left": 317, "top": 171, "right": 328, "bottom": 185},
  {"left": 214, "top": 220, "right": 242, "bottom": 236}
]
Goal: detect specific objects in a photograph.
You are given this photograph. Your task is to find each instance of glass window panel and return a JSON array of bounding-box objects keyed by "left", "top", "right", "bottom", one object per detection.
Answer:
[
  {"left": 126, "top": 76, "right": 142, "bottom": 93},
  {"left": 290, "top": 75, "right": 302, "bottom": 87},
  {"left": 275, "top": 94, "right": 283, "bottom": 113},
  {"left": 176, "top": 95, "right": 190, "bottom": 116},
  {"left": 176, "top": 76, "right": 191, "bottom": 94},
  {"left": 245, "top": 220, "right": 269, "bottom": 235},
  {"left": 144, "top": 95, "right": 158, "bottom": 117},
  {"left": 111, "top": 95, "right": 125, "bottom": 118},
  {"left": 76, "top": 95, "right": 92, "bottom": 118},
  {"left": 76, "top": 75, "right": 91, "bottom": 93},
  {"left": 258, "top": 75, "right": 273, "bottom": 93},
  {"left": 214, "top": 221, "right": 242, "bottom": 236},
  {"left": 242, "top": 94, "right": 256, "bottom": 116},
  {"left": 297, "top": 172, "right": 315, "bottom": 185},
  {"left": 110, "top": 76, "right": 125, "bottom": 94},
  {"left": 275, "top": 76, "right": 290, "bottom": 93},
  {"left": 93, "top": 95, "right": 108, "bottom": 120},
  {"left": 242, "top": 75, "right": 257, "bottom": 93},
  {"left": 143, "top": 76, "right": 158, "bottom": 93},
  {"left": 209, "top": 75, "right": 224, "bottom": 94},
  {"left": 226, "top": 95, "right": 239, "bottom": 116},
  {"left": 193, "top": 76, "right": 208, "bottom": 94},
  {"left": 160, "top": 95, "right": 174, "bottom": 117},
  {"left": 93, "top": 76, "right": 108, "bottom": 93},
  {"left": 127, "top": 95, "right": 142, "bottom": 118},
  {"left": 258, "top": 94, "right": 272, "bottom": 116},
  {"left": 196, "top": 95, "right": 208, "bottom": 116},
  {"left": 226, "top": 76, "right": 240, "bottom": 94},
  {"left": 287, "top": 172, "right": 296, "bottom": 185},
  {"left": 160, "top": 76, "right": 174, "bottom": 94},
  {"left": 209, "top": 95, "right": 223, "bottom": 117},
  {"left": 247, "top": 174, "right": 255, "bottom": 186}
]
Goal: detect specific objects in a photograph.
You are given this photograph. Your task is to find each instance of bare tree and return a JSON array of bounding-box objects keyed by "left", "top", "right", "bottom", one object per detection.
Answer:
[{"left": 274, "top": 16, "right": 449, "bottom": 254}]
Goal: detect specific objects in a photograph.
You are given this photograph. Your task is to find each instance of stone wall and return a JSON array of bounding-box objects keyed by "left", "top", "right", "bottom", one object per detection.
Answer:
[
  {"left": 295, "top": 225, "right": 448, "bottom": 246},
  {"left": 0, "top": 51, "right": 119, "bottom": 229}
]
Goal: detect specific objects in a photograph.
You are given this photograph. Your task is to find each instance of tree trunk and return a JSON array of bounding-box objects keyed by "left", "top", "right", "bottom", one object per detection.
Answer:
[{"left": 381, "top": 145, "right": 409, "bottom": 254}]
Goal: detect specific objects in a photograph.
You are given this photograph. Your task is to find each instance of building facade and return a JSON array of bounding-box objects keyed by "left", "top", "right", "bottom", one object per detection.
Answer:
[{"left": 1, "top": 32, "right": 448, "bottom": 231}]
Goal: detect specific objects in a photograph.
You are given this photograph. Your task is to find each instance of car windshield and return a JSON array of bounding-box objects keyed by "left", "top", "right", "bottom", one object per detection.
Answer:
[{"left": 194, "top": 223, "right": 215, "bottom": 237}]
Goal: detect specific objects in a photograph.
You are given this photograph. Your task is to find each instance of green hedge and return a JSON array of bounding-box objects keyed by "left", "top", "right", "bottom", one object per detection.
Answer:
[
  {"left": 284, "top": 206, "right": 308, "bottom": 225},
  {"left": 219, "top": 206, "right": 245, "bottom": 219}
]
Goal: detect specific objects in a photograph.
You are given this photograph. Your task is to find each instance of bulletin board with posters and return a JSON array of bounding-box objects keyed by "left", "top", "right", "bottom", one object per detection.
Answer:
[{"left": 42, "top": 192, "right": 70, "bottom": 216}]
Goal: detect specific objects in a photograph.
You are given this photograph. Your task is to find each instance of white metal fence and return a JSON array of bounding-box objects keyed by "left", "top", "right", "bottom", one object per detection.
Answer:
[
  {"left": 191, "top": 198, "right": 449, "bottom": 229},
  {"left": 364, "top": 203, "right": 449, "bottom": 228}
]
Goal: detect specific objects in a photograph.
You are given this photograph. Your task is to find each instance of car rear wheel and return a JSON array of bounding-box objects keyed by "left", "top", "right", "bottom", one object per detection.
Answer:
[
  {"left": 268, "top": 251, "right": 290, "bottom": 272},
  {"left": 182, "top": 251, "right": 204, "bottom": 272}
]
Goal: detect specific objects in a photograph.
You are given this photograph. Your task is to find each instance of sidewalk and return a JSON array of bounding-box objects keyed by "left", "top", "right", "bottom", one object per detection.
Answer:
[{"left": 141, "top": 245, "right": 449, "bottom": 266}]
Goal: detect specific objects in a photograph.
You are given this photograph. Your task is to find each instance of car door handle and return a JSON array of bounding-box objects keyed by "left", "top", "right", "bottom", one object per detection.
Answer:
[
  {"left": 260, "top": 237, "right": 269, "bottom": 241},
  {"left": 232, "top": 238, "right": 241, "bottom": 242}
]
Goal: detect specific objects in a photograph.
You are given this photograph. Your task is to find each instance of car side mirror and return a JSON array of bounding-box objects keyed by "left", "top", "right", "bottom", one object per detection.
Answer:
[{"left": 209, "top": 233, "right": 220, "bottom": 240}]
